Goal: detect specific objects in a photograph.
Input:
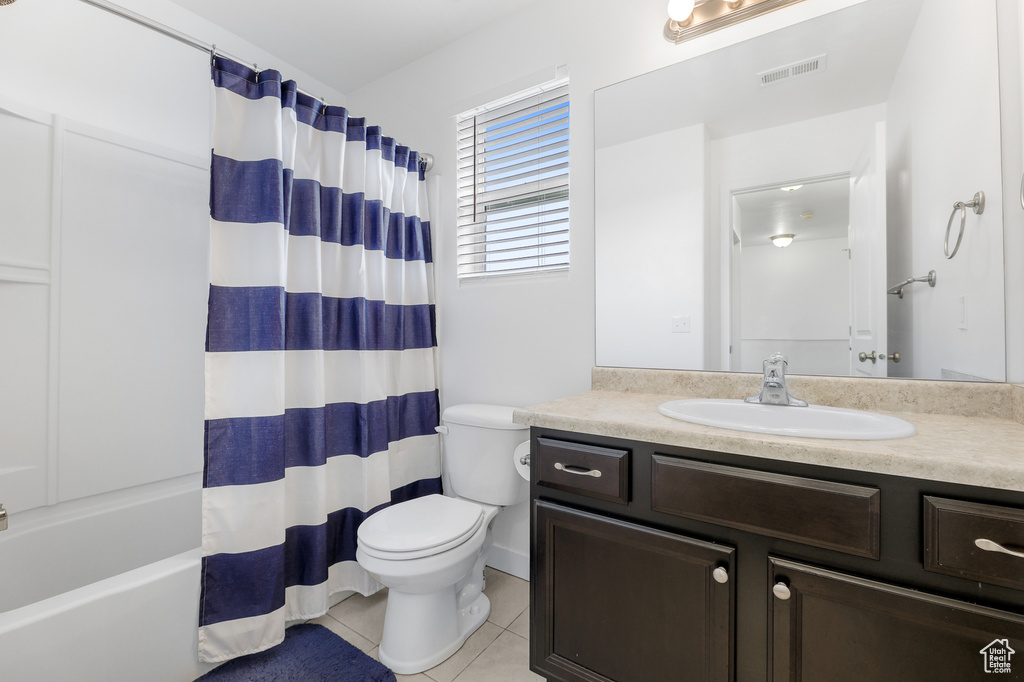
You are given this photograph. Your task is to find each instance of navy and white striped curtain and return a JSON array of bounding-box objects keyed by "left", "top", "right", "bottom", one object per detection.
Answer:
[{"left": 200, "top": 56, "right": 441, "bottom": 662}]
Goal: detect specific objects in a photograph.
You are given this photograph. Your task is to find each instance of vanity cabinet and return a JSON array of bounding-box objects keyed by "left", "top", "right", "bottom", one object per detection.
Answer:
[
  {"left": 769, "top": 558, "right": 1024, "bottom": 680},
  {"left": 534, "top": 501, "right": 733, "bottom": 682},
  {"left": 529, "top": 428, "right": 1024, "bottom": 682}
]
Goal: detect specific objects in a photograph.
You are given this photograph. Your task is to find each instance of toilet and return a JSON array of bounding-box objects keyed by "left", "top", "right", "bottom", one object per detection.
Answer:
[{"left": 355, "top": 404, "right": 530, "bottom": 675}]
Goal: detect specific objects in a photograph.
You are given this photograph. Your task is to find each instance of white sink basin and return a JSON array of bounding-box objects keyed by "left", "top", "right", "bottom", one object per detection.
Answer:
[{"left": 658, "top": 399, "right": 916, "bottom": 440}]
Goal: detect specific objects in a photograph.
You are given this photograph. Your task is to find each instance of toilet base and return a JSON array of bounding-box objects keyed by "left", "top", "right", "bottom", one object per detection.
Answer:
[{"left": 377, "top": 590, "right": 491, "bottom": 675}]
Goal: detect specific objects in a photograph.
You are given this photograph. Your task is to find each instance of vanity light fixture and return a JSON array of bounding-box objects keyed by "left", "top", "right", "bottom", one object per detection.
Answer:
[
  {"left": 665, "top": 0, "right": 810, "bottom": 44},
  {"left": 770, "top": 233, "right": 795, "bottom": 248}
]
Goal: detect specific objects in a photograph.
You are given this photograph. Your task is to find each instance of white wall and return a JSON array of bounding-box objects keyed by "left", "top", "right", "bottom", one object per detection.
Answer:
[
  {"left": 344, "top": 0, "right": 874, "bottom": 574},
  {"left": 739, "top": 237, "right": 850, "bottom": 375},
  {"left": 596, "top": 124, "right": 706, "bottom": 370},
  {"left": 886, "top": 0, "right": 1005, "bottom": 381},
  {"left": 1006, "top": 0, "right": 1024, "bottom": 384},
  {"left": 709, "top": 104, "right": 885, "bottom": 193},
  {"left": 0, "top": 1, "right": 345, "bottom": 678}
]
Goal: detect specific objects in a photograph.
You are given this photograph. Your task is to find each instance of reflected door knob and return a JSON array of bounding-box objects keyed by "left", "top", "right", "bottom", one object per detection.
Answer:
[{"left": 858, "top": 351, "right": 901, "bottom": 363}]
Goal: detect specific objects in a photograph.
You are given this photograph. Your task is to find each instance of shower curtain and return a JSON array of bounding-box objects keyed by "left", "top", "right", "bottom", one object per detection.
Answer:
[{"left": 199, "top": 56, "right": 441, "bottom": 662}]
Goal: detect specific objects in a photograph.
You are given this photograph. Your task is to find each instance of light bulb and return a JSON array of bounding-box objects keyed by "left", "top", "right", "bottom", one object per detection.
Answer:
[{"left": 667, "top": 0, "right": 696, "bottom": 22}]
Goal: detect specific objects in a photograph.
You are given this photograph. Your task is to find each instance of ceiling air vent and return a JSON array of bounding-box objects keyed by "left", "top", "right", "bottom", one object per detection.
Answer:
[{"left": 758, "top": 54, "right": 827, "bottom": 87}]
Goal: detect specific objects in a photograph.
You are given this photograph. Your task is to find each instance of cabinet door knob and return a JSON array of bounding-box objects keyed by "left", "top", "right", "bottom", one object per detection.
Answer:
[
  {"left": 712, "top": 567, "right": 729, "bottom": 584},
  {"left": 772, "top": 582, "right": 792, "bottom": 600}
]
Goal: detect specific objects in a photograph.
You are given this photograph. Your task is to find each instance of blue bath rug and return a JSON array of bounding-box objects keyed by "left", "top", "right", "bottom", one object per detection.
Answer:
[{"left": 194, "top": 623, "right": 396, "bottom": 682}]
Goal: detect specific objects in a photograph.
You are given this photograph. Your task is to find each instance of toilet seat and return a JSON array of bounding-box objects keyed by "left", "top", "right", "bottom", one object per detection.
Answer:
[{"left": 358, "top": 494, "right": 485, "bottom": 561}]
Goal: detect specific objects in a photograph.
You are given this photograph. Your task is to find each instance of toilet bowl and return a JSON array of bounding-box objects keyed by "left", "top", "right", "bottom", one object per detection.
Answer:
[
  {"left": 355, "top": 404, "right": 529, "bottom": 675},
  {"left": 357, "top": 494, "right": 498, "bottom": 673}
]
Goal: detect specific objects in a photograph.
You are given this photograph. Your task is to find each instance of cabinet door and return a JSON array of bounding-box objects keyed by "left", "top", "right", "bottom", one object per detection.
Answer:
[
  {"left": 533, "top": 500, "right": 734, "bottom": 682},
  {"left": 770, "top": 558, "right": 1024, "bottom": 681}
]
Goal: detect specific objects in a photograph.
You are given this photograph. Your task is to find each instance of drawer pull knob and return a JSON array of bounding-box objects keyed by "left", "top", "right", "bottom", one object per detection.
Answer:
[
  {"left": 975, "top": 538, "right": 1024, "bottom": 559},
  {"left": 554, "top": 462, "right": 602, "bottom": 478},
  {"left": 712, "top": 567, "right": 729, "bottom": 584},
  {"left": 772, "top": 582, "right": 792, "bottom": 600}
]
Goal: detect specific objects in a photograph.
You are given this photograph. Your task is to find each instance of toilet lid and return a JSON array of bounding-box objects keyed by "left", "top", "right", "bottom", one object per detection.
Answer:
[{"left": 357, "top": 494, "right": 485, "bottom": 557}]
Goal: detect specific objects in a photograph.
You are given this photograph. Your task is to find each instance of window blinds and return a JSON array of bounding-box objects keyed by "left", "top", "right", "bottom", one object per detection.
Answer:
[{"left": 456, "top": 80, "right": 570, "bottom": 280}]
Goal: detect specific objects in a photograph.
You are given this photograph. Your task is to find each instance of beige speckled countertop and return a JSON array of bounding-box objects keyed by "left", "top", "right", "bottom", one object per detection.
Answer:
[{"left": 513, "top": 369, "right": 1024, "bottom": 493}]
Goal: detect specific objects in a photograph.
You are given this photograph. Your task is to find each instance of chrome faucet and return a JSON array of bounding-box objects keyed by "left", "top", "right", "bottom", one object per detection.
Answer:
[{"left": 745, "top": 352, "right": 807, "bottom": 407}]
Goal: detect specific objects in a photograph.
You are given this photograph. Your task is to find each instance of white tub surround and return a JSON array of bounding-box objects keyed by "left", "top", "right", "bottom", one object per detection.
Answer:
[{"left": 514, "top": 368, "right": 1024, "bottom": 492}]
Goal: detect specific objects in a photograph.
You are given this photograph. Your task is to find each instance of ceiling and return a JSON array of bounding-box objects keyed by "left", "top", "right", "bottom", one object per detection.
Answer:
[
  {"left": 168, "top": 0, "right": 545, "bottom": 95},
  {"left": 735, "top": 175, "right": 850, "bottom": 245},
  {"left": 595, "top": 0, "right": 925, "bottom": 148}
]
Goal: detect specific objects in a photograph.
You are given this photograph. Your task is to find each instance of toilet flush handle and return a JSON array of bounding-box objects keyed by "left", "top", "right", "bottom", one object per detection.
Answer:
[{"left": 435, "top": 425, "right": 449, "bottom": 435}]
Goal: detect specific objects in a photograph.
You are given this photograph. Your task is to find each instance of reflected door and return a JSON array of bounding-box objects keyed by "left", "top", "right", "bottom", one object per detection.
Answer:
[{"left": 849, "top": 122, "right": 887, "bottom": 377}]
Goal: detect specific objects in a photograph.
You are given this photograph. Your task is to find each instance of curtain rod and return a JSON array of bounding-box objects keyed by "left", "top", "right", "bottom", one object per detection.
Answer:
[
  {"left": 75, "top": 0, "right": 435, "bottom": 172},
  {"left": 75, "top": 0, "right": 327, "bottom": 99},
  {"left": 78, "top": 0, "right": 251, "bottom": 67}
]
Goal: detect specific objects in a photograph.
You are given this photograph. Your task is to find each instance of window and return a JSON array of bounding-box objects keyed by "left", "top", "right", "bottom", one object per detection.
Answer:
[{"left": 456, "top": 78, "right": 570, "bottom": 280}]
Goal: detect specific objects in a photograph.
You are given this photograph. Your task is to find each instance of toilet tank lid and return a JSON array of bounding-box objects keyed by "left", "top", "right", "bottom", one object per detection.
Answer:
[{"left": 441, "top": 404, "right": 529, "bottom": 430}]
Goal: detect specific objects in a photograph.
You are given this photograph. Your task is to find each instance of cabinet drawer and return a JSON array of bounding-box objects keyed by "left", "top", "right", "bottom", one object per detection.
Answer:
[
  {"left": 535, "top": 437, "right": 629, "bottom": 504},
  {"left": 924, "top": 496, "right": 1024, "bottom": 591},
  {"left": 652, "top": 456, "right": 880, "bottom": 558}
]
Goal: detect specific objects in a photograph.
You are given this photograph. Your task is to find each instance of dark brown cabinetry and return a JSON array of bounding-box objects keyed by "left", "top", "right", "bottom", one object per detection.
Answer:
[
  {"left": 924, "top": 496, "right": 1024, "bottom": 591},
  {"left": 533, "top": 500, "right": 734, "bottom": 682},
  {"left": 530, "top": 430, "right": 1024, "bottom": 682},
  {"left": 770, "top": 558, "right": 1024, "bottom": 681},
  {"left": 651, "top": 456, "right": 880, "bottom": 558}
]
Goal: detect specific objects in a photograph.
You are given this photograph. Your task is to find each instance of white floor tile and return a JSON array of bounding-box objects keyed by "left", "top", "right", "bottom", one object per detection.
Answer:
[
  {"left": 423, "top": 621, "right": 503, "bottom": 682},
  {"left": 308, "top": 613, "right": 376, "bottom": 654},
  {"left": 451, "top": 631, "right": 544, "bottom": 682},
  {"left": 327, "top": 588, "right": 388, "bottom": 644},
  {"left": 483, "top": 567, "right": 530, "bottom": 629},
  {"left": 507, "top": 606, "right": 530, "bottom": 640}
]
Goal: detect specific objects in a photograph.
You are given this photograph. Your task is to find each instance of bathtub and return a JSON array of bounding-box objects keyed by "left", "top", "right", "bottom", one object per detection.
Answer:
[{"left": 0, "top": 476, "right": 212, "bottom": 682}]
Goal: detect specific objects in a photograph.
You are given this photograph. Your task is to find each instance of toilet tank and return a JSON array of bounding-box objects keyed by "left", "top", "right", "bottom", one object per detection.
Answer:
[{"left": 440, "top": 404, "right": 529, "bottom": 506}]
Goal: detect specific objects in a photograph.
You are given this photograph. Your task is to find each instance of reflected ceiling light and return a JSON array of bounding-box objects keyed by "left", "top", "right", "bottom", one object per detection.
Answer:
[
  {"left": 780, "top": 184, "right": 803, "bottom": 192},
  {"left": 770, "top": 233, "right": 795, "bottom": 248},
  {"left": 665, "top": 0, "right": 810, "bottom": 44},
  {"left": 800, "top": 211, "right": 814, "bottom": 220}
]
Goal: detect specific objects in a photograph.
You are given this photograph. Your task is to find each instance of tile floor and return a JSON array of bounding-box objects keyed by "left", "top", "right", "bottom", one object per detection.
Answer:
[{"left": 310, "top": 567, "right": 545, "bottom": 682}]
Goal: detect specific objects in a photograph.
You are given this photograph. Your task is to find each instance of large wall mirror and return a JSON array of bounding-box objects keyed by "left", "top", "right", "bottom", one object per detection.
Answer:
[{"left": 595, "top": 0, "right": 1007, "bottom": 381}]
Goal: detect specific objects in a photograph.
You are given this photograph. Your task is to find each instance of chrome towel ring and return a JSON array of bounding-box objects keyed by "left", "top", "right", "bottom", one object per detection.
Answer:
[{"left": 944, "top": 191, "right": 984, "bottom": 259}]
